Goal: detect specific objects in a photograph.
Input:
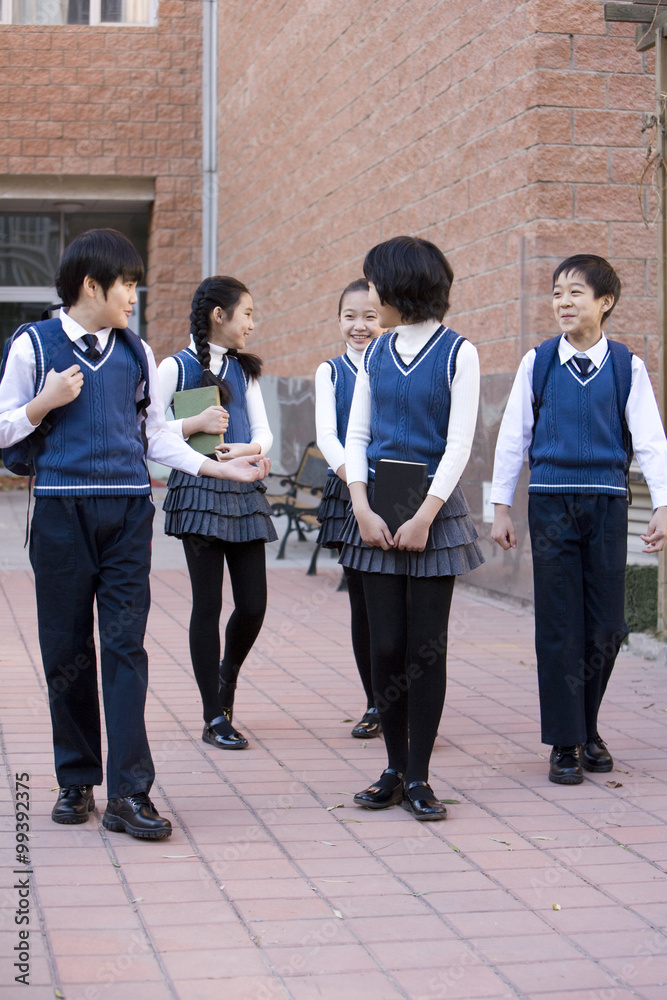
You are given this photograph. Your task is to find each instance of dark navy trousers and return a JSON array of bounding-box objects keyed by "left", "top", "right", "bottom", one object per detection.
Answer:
[
  {"left": 29, "top": 496, "right": 155, "bottom": 798},
  {"left": 528, "top": 493, "right": 628, "bottom": 746}
]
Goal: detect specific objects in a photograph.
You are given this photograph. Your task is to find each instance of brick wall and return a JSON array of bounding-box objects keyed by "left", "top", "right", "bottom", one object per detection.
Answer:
[
  {"left": 216, "top": 0, "right": 657, "bottom": 384},
  {"left": 0, "top": 0, "right": 203, "bottom": 361}
]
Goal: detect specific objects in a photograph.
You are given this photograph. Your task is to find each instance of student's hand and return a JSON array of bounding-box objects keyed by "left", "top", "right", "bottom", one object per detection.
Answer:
[
  {"left": 491, "top": 504, "right": 517, "bottom": 550},
  {"left": 193, "top": 405, "right": 229, "bottom": 435},
  {"left": 641, "top": 506, "right": 667, "bottom": 553},
  {"left": 215, "top": 442, "right": 261, "bottom": 461},
  {"left": 394, "top": 515, "right": 430, "bottom": 552},
  {"left": 27, "top": 365, "right": 84, "bottom": 426},
  {"left": 199, "top": 454, "right": 270, "bottom": 482},
  {"left": 356, "top": 508, "right": 394, "bottom": 549}
]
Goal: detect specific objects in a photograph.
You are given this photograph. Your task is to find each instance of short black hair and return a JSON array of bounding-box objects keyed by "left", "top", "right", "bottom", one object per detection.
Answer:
[
  {"left": 363, "top": 236, "right": 453, "bottom": 323},
  {"left": 552, "top": 254, "right": 621, "bottom": 324},
  {"left": 55, "top": 228, "right": 145, "bottom": 307},
  {"left": 337, "top": 278, "right": 370, "bottom": 316}
]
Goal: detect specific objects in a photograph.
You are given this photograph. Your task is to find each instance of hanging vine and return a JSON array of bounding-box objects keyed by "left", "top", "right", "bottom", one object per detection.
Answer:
[{"left": 637, "top": 99, "right": 667, "bottom": 228}]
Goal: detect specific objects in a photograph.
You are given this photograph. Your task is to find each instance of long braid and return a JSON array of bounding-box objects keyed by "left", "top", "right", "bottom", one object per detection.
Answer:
[{"left": 189, "top": 279, "right": 236, "bottom": 405}]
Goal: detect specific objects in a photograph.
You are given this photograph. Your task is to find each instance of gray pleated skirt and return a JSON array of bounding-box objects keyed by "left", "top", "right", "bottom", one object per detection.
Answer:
[
  {"left": 316, "top": 473, "right": 350, "bottom": 549},
  {"left": 339, "top": 482, "right": 484, "bottom": 577},
  {"left": 163, "top": 470, "right": 278, "bottom": 543}
]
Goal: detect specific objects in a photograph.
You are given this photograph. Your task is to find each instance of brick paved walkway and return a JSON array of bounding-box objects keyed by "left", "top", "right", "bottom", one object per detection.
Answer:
[{"left": 0, "top": 492, "right": 666, "bottom": 1000}]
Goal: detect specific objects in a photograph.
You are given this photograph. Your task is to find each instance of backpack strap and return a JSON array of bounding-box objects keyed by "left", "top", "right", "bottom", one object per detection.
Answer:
[
  {"left": 606, "top": 339, "right": 634, "bottom": 492},
  {"left": 531, "top": 335, "right": 562, "bottom": 425},
  {"left": 115, "top": 329, "right": 152, "bottom": 482}
]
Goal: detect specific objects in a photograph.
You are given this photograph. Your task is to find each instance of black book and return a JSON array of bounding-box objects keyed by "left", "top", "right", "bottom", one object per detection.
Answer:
[{"left": 371, "top": 459, "right": 429, "bottom": 534}]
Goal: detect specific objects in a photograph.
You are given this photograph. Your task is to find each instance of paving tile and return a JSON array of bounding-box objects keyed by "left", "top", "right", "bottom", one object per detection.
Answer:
[{"left": 498, "top": 958, "right": 619, "bottom": 993}]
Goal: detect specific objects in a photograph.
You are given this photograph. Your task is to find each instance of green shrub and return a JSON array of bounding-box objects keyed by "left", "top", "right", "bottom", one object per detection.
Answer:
[{"left": 625, "top": 564, "right": 658, "bottom": 633}]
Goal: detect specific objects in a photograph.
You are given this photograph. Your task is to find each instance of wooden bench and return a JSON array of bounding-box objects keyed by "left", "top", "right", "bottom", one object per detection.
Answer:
[{"left": 266, "top": 442, "right": 329, "bottom": 571}]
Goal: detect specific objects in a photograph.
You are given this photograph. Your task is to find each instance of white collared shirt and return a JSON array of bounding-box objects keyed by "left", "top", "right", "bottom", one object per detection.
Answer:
[{"left": 490, "top": 332, "right": 667, "bottom": 508}]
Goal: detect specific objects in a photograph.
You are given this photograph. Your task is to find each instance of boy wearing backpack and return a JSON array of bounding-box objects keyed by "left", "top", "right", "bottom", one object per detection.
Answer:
[
  {"left": 491, "top": 254, "right": 667, "bottom": 784},
  {"left": 0, "top": 229, "right": 269, "bottom": 837}
]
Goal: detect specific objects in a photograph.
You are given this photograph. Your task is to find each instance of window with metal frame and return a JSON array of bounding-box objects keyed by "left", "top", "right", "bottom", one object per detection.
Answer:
[{"left": 1, "top": 0, "right": 157, "bottom": 25}]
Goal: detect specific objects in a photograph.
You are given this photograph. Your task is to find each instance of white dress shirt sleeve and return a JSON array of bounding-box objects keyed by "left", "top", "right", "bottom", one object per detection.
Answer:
[
  {"left": 428, "top": 339, "right": 481, "bottom": 503},
  {"left": 627, "top": 357, "right": 667, "bottom": 508},
  {"left": 315, "top": 361, "right": 346, "bottom": 473},
  {"left": 489, "top": 350, "right": 537, "bottom": 507},
  {"left": 141, "top": 343, "right": 205, "bottom": 475},
  {"left": 344, "top": 359, "right": 372, "bottom": 486},
  {"left": 0, "top": 331, "right": 40, "bottom": 447},
  {"left": 245, "top": 378, "right": 273, "bottom": 455}
]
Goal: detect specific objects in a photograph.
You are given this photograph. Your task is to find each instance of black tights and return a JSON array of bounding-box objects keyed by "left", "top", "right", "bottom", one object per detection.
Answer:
[
  {"left": 362, "top": 573, "right": 455, "bottom": 786},
  {"left": 341, "top": 563, "right": 373, "bottom": 710},
  {"left": 182, "top": 535, "right": 267, "bottom": 723}
]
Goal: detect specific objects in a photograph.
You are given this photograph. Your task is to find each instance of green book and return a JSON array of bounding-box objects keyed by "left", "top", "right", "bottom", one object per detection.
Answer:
[{"left": 172, "top": 385, "right": 224, "bottom": 457}]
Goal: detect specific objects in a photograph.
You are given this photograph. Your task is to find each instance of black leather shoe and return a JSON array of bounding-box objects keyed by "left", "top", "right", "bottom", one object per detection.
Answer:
[
  {"left": 353, "top": 768, "right": 403, "bottom": 809},
  {"left": 103, "top": 793, "right": 172, "bottom": 839},
  {"left": 351, "top": 708, "right": 382, "bottom": 739},
  {"left": 581, "top": 734, "right": 613, "bottom": 772},
  {"left": 549, "top": 745, "right": 583, "bottom": 784},
  {"left": 401, "top": 781, "right": 447, "bottom": 821},
  {"left": 51, "top": 785, "right": 95, "bottom": 824},
  {"left": 202, "top": 716, "right": 248, "bottom": 750}
]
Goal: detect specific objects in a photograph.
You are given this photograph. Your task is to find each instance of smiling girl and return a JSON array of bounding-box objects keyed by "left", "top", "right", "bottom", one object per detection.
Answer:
[
  {"left": 315, "top": 279, "right": 383, "bottom": 738},
  {"left": 158, "top": 276, "right": 276, "bottom": 751}
]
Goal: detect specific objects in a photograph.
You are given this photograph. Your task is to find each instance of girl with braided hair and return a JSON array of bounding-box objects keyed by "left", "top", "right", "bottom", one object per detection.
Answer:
[{"left": 158, "top": 276, "right": 276, "bottom": 750}]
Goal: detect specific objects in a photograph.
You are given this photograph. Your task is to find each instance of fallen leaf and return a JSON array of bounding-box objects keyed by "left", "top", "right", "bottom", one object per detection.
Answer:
[
  {"left": 131, "top": 897, "right": 143, "bottom": 903},
  {"left": 537, "top": 753, "right": 546, "bottom": 759},
  {"left": 219, "top": 885, "right": 225, "bottom": 891},
  {"left": 552, "top": 902, "right": 561, "bottom": 911},
  {"left": 361, "top": 741, "right": 367, "bottom": 748},
  {"left": 341, "top": 719, "right": 354, "bottom": 724},
  {"left": 489, "top": 838, "right": 512, "bottom": 850},
  {"left": 606, "top": 781, "right": 623, "bottom": 789},
  {"left": 370, "top": 841, "right": 395, "bottom": 853},
  {"left": 450, "top": 844, "right": 461, "bottom": 853},
  {"left": 317, "top": 878, "right": 352, "bottom": 883},
  {"left": 55, "top": 991, "right": 65, "bottom": 999},
  {"left": 340, "top": 818, "right": 362, "bottom": 823},
  {"left": 326, "top": 803, "right": 344, "bottom": 811},
  {"left": 162, "top": 854, "right": 197, "bottom": 859},
  {"left": 643, "top": 702, "right": 655, "bottom": 709},
  {"left": 531, "top": 836, "right": 556, "bottom": 841},
  {"left": 332, "top": 909, "right": 343, "bottom": 919},
  {"left": 615, "top": 768, "right": 629, "bottom": 774},
  {"left": 111, "top": 861, "right": 121, "bottom": 868},
  {"left": 440, "top": 799, "right": 461, "bottom": 804},
  {"left": 319, "top": 841, "right": 336, "bottom": 846}
]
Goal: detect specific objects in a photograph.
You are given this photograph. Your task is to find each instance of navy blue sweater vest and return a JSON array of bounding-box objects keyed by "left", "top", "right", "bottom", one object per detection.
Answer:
[
  {"left": 173, "top": 348, "right": 251, "bottom": 444},
  {"left": 365, "top": 326, "right": 464, "bottom": 479},
  {"left": 529, "top": 348, "right": 628, "bottom": 495},
  {"left": 34, "top": 328, "right": 150, "bottom": 496}
]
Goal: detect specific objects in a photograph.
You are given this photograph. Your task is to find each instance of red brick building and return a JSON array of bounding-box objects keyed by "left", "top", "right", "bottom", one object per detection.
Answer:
[{"left": 0, "top": 0, "right": 660, "bottom": 598}]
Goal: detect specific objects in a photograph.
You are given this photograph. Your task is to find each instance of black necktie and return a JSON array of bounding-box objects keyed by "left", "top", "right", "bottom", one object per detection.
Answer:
[
  {"left": 82, "top": 334, "right": 100, "bottom": 360},
  {"left": 573, "top": 355, "right": 592, "bottom": 376}
]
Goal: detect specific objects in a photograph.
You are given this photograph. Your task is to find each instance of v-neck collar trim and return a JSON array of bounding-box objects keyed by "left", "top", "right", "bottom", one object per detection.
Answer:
[
  {"left": 388, "top": 324, "right": 446, "bottom": 375},
  {"left": 73, "top": 330, "right": 116, "bottom": 370}
]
